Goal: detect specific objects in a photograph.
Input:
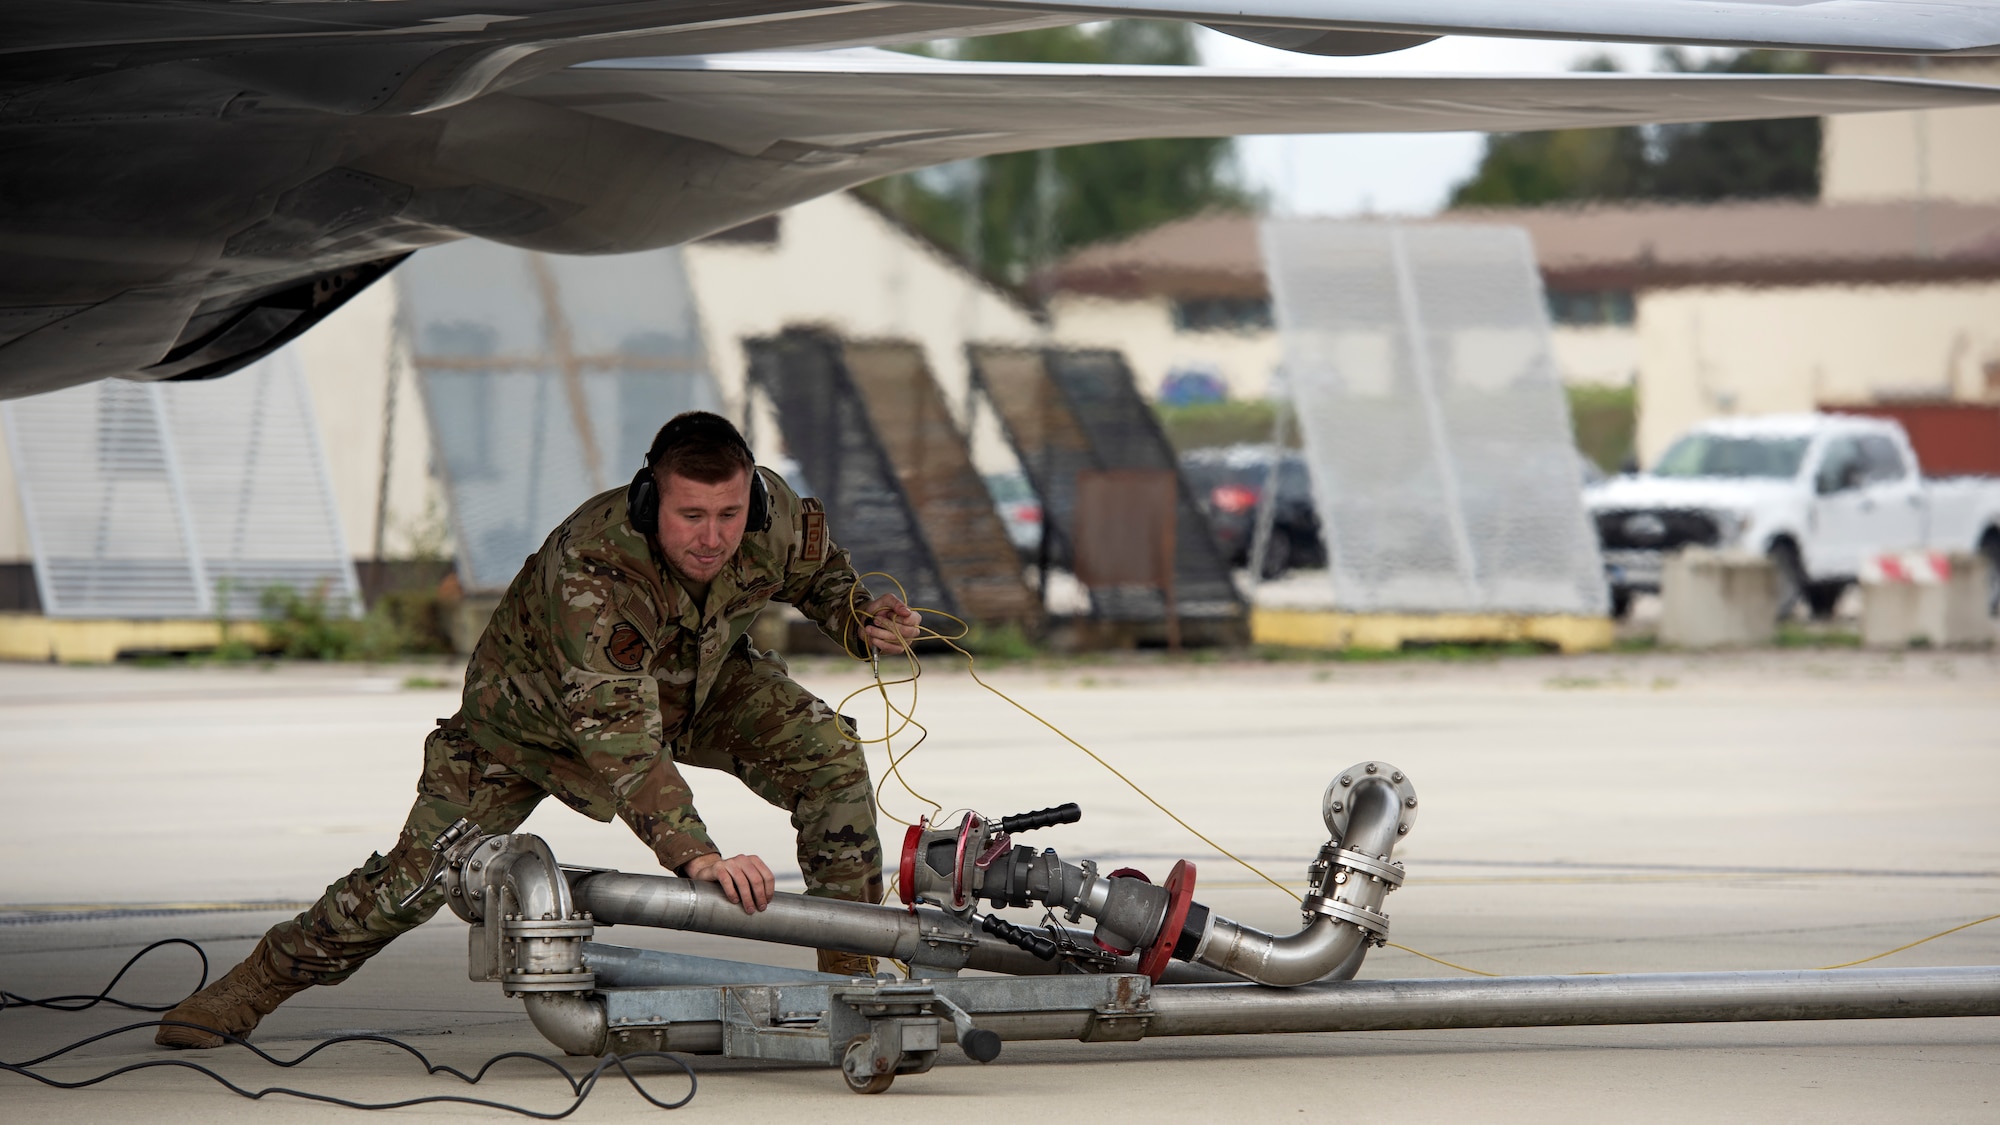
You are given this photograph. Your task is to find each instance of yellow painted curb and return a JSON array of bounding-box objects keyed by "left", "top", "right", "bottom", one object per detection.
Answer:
[
  {"left": 0, "top": 613, "right": 270, "bottom": 664},
  {"left": 1252, "top": 607, "right": 1614, "bottom": 655}
]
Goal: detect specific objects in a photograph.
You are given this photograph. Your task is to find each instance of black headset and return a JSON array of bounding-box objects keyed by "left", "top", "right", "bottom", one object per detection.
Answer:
[{"left": 626, "top": 412, "right": 771, "bottom": 536}]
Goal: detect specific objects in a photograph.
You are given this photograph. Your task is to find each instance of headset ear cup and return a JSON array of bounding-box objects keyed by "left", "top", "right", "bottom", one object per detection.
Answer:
[{"left": 627, "top": 467, "right": 659, "bottom": 535}]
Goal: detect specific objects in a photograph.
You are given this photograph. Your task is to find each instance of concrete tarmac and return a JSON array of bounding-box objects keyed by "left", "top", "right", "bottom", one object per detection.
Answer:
[{"left": 3, "top": 648, "right": 1997, "bottom": 1121}]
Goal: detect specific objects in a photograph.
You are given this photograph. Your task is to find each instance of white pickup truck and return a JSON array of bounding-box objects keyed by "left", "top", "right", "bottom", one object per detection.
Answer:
[{"left": 1585, "top": 414, "right": 2000, "bottom": 619}]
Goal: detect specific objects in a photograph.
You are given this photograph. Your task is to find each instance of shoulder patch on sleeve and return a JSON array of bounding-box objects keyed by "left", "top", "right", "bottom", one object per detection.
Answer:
[
  {"left": 606, "top": 622, "right": 648, "bottom": 672},
  {"left": 799, "top": 497, "right": 826, "bottom": 563}
]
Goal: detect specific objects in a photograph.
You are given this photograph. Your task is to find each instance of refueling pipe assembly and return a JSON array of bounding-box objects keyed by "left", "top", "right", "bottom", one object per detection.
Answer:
[{"left": 417, "top": 760, "right": 2000, "bottom": 1094}]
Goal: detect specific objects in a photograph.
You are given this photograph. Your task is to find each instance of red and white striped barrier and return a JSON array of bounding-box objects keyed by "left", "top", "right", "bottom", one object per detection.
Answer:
[{"left": 1860, "top": 551, "right": 1952, "bottom": 585}]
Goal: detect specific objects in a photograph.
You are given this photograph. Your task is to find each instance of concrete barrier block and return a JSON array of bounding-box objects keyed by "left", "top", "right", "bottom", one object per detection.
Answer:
[
  {"left": 447, "top": 594, "right": 501, "bottom": 655},
  {"left": 1861, "top": 552, "right": 1995, "bottom": 649},
  {"left": 1659, "top": 549, "right": 1777, "bottom": 649}
]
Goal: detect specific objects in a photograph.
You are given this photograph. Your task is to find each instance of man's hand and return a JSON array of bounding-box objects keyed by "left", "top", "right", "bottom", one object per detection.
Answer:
[
  {"left": 859, "top": 593, "right": 923, "bottom": 654},
  {"left": 682, "top": 853, "right": 775, "bottom": 914}
]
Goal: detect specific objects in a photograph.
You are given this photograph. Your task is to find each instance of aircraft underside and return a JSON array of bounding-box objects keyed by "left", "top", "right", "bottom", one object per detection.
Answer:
[{"left": 3, "top": 0, "right": 1999, "bottom": 399}]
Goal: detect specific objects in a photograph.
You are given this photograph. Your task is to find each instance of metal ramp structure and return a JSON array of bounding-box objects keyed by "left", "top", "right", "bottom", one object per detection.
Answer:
[
  {"left": 968, "top": 345, "right": 1244, "bottom": 630},
  {"left": 745, "top": 329, "right": 1038, "bottom": 630},
  {"left": 399, "top": 239, "right": 722, "bottom": 593},
  {"left": 1, "top": 349, "right": 360, "bottom": 619}
]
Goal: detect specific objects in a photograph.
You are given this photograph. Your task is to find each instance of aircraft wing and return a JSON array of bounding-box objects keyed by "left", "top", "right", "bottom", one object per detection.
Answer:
[
  {"left": 923, "top": 0, "right": 2000, "bottom": 56},
  {"left": 530, "top": 51, "right": 2000, "bottom": 172},
  {"left": 9, "top": 0, "right": 2000, "bottom": 397}
]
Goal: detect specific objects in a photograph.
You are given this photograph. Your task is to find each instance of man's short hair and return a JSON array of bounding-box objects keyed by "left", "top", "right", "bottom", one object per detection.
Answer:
[{"left": 647, "top": 411, "right": 754, "bottom": 486}]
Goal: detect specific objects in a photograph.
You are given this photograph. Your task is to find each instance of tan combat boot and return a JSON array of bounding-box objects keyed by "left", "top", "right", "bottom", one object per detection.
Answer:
[
  {"left": 155, "top": 938, "right": 312, "bottom": 1049},
  {"left": 817, "top": 949, "right": 879, "bottom": 978}
]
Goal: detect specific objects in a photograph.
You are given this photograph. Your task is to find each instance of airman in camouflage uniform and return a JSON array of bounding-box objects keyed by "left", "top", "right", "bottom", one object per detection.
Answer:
[{"left": 158, "top": 412, "right": 912, "bottom": 1049}]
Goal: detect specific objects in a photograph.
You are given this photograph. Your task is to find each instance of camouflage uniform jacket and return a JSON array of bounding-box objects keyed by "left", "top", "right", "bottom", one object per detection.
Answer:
[{"left": 459, "top": 469, "right": 873, "bottom": 871}]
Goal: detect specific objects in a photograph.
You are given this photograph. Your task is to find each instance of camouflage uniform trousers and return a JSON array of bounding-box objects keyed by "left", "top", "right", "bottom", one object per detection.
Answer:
[{"left": 262, "top": 644, "right": 883, "bottom": 985}]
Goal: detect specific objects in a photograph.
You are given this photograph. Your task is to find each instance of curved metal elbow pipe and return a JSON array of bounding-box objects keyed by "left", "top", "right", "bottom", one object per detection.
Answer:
[
  {"left": 1193, "top": 914, "right": 1368, "bottom": 988},
  {"left": 1187, "top": 765, "right": 1412, "bottom": 987},
  {"left": 491, "top": 834, "right": 576, "bottom": 923},
  {"left": 504, "top": 842, "right": 602, "bottom": 1055},
  {"left": 522, "top": 992, "right": 608, "bottom": 1056}
]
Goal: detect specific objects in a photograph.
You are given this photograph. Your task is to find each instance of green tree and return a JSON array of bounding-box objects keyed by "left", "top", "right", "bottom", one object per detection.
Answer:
[
  {"left": 860, "top": 23, "right": 1254, "bottom": 285},
  {"left": 1450, "top": 50, "right": 1823, "bottom": 207}
]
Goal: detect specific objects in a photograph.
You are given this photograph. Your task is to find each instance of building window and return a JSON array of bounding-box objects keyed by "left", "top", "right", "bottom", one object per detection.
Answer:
[
  {"left": 1546, "top": 289, "right": 1635, "bottom": 327},
  {"left": 1171, "top": 297, "right": 1273, "bottom": 334}
]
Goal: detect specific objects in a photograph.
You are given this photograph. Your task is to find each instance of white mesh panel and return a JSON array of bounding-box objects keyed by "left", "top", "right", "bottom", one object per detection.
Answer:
[
  {"left": 3, "top": 381, "right": 208, "bottom": 617},
  {"left": 3, "top": 352, "right": 359, "bottom": 619},
  {"left": 402, "top": 240, "right": 721, "bottom": 593},
  {"left": 1260, "top": 219, "right": 1608, "bottom": 616},
  {"left": 162, "top": 350, "right": 361, "bottom": 618}
]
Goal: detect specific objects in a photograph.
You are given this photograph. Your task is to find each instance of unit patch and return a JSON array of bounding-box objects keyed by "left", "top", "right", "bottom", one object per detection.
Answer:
[
  {"left": 606, "top": 622, "right": 648, "bottom": 672},
  {"left": 799, "top": 497, "right": 827, "bottom": 563}
]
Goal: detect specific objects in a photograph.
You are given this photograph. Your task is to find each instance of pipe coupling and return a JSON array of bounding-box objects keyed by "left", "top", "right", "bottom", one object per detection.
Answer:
[
  {"left": 1302, "top": 895, "right": 1391, "bottom": 941},
  {"left": 501, "top": 913, "right": 596, "bottom": 994}
]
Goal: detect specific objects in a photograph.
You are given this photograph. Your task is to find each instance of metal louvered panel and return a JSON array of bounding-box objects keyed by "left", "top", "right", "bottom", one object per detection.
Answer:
[
  {"left": 969, "top": 346, "right": 1245, "bottom": 623},
  {"left": 838, "top": 340, "right": 1039, "bottom": 628},
  {"left": 401, "top": 239, "right": 722, "bottom": 594},
  {"left": 1041, "top": 349, "right": 1243, "bottom": 621},
  {"left": 1260, "top": 219, "right": 1608, "bottom": 616},
  {"left": 745, "top": 330, "right": 957, "bottom": 619},
  {"left": 3, "top": 354, "right": 360, "bottom": 620},
  {"left": 162, "top": 350, "right": 361, "bottom": 618},
  {"left": 2, "top": 380, "right": 209, "bottom": 617}
]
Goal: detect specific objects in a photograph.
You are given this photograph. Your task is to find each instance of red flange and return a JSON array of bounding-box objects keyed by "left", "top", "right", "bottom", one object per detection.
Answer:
[
  {"left": 950, "top": 814, "right": 984, "bottom": 910},
  {"left": 897, "top": 821, "right": 924, "bottom": 909},
  {"left": 1136, "top": 859, "right": 1196, "bottom": 983}
]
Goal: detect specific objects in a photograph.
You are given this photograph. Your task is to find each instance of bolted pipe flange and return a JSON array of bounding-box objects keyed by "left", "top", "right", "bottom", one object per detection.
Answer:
[
  {"left": 1323, "top": 761, "right": 1417, "bottom": 840},
  {"left": 502, "top": 917, "right": 594, "bottom": 940},
  {"left": 1303, "top": 894, "right": 1391, "bottom": 943},
  {"left": 1330, "top": 848, "right": 1405, "bottom": 888},
  {"left": 502, "top": 969, "right": 596, "bottom": 993}
]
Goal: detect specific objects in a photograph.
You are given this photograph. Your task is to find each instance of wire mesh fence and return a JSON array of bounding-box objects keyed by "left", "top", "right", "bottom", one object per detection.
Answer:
[
  {"left": 1260, "top": 219, "right": 1608, "bottom": 616},
  {"left": 400, "top": 240, "right": 720, "bottom": 593}
]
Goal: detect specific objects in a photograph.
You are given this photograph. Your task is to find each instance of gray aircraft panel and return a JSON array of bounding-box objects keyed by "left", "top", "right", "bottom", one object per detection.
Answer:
[
  {"left": 544, "top": 53, "right": 2000, "bottom": 163},
  {"left": 9, "top": 0, "right": 2000, "bottom": 398},
  {"left": 925, "top": 0, "right": 2000, "bottom": 55}
]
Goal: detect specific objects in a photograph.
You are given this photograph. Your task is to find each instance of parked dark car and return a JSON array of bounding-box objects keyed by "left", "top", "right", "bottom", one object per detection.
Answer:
[{"left": 1179, "top": 445, "right": 1326, "bottom": 578}]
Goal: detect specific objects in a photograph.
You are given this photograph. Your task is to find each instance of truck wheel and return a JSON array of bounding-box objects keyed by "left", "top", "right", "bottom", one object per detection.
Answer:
[
  {"left": 1805, "top": 582, "right": 1846, "bottom": 621},
  {"left": 1258, "top": 527, "right": 1294, "bottom": 581},
  {"left": 1768, "top": 541, "right": 1807, "bottom": 621},
  {"left": 1981, "top": 531, "right": 2000, "bottom": 617}
]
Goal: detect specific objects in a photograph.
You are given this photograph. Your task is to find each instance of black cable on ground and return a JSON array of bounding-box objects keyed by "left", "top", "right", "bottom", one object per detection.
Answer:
[
  {"left": 1, "top": 940, "right": 697, "bottom": 1116},
  {"left": 0, "top": 937, "right": 208, "bottom": 1012}
]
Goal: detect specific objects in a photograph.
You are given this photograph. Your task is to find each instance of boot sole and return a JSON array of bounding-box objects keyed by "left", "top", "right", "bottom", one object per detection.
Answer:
[{"left": 155, "top": 1023, "right": 228, "bottom": 1049}]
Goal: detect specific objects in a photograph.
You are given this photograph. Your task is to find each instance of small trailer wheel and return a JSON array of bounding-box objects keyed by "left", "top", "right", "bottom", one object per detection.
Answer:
[
  {"left": 844, "top": 1071, "right": 894, "bottom": 1095},
  {"left": 842, "top": 1036, "right": 895, "bottom": 1094}
]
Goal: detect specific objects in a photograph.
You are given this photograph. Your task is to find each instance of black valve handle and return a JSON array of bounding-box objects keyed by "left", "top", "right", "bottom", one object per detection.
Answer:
[
  {"left": 981, "top": 914, "right": 1059, "bottom": 961},
  {"left": 997, "top": 803, "right": 1082, "bottom": 834}
]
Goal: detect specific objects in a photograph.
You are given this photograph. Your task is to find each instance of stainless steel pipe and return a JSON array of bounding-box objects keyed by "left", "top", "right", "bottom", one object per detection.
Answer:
[
  {"left": 1140, "top": 966, "right": 2000, "bottom": 1036},
  {"left": 567, "top": 870, "right": 1237, "bottom": 984},
  {"left": 564, "top": 759, "right": 1419, "bottom": 989},
  {"left": 572, "top": 967, "right": 2000, "bottom": 1056},
  {"left": 583, "top": 941, "right": 845, "bottom": 987},
  {"left": 1186, "top": 766, "right": 1410, "bottom": 986}
]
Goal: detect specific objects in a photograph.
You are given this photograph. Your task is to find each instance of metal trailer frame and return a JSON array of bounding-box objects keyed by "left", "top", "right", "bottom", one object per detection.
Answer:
[{"left": 419, "top": 764, "right": 2000, "bottom": 1095}]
